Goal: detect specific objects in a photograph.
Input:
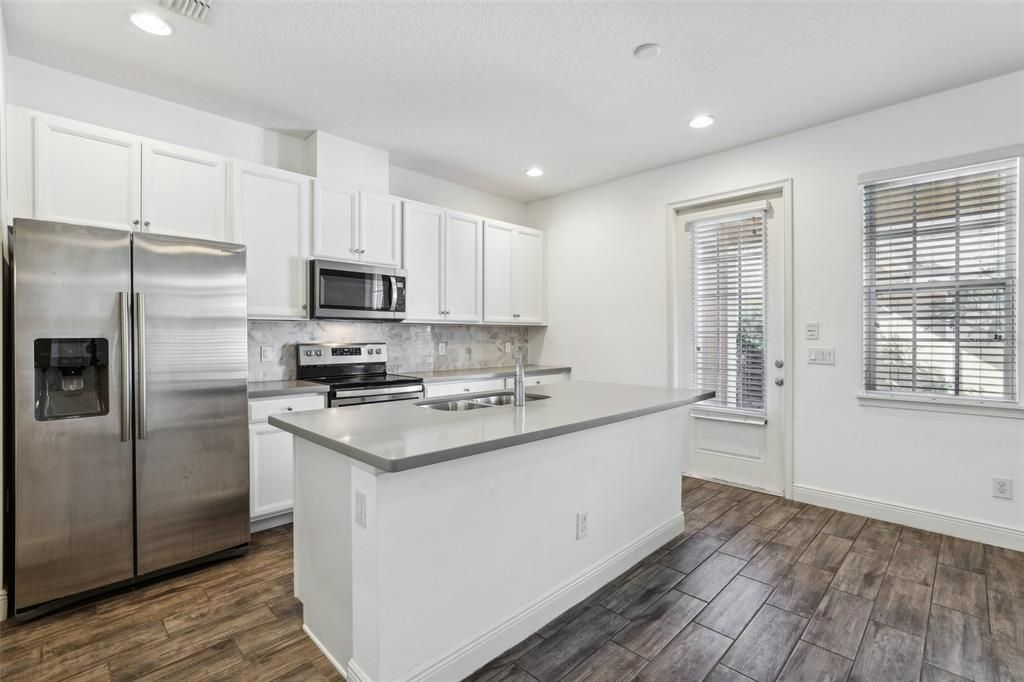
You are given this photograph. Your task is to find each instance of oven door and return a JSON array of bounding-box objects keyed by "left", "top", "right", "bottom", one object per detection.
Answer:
[
  {"left": 330, "top": 384, "right": 424, "bottom": 407},
  {"left": 311, "top": 259, "right": 407, "bottom": 320}
]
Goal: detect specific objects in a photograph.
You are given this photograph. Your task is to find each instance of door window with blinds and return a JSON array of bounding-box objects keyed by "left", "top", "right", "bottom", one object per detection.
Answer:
[
  {"left": 690, "top": 210, "right": 767, "bottom": 415},
  {"left": 862, "top": 156, "right": 1019, "bottom": 403}
]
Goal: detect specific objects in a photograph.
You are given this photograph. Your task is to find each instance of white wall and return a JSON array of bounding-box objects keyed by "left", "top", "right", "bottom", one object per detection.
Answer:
[
  {"left": 527, "top": 71, "right": 1024, "bottom": 548},
  {"left": 5, "top": 56, "right": 527, "bottom": 224},
  {"left": 390, "top": 165, "right": 527, "bottom": 225}
]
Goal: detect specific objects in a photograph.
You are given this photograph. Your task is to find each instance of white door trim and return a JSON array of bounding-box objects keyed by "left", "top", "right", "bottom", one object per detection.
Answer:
[{"left": 665, "top": 179, "right": 795, "bottom": 498}]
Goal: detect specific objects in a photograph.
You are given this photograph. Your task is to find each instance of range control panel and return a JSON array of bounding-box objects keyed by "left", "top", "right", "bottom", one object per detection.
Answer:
[{"left": 297, "top": 343, "right": 388, "bottom": 366}]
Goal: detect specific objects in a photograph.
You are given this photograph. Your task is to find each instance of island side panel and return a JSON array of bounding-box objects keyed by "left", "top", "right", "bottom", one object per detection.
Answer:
[
  {"left": 372, "top": 407, "right": 686, "bottom": 682},
  {"left": 293, "top": 437, "right": 356, "bottom": 676}
]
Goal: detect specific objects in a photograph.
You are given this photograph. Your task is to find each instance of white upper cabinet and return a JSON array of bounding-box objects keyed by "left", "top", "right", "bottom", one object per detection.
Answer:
[
  {"left": 483, "top": 220, "right": 545, "bottom": 325},
  {"left": 141, "top": 141, "right": 227, "bottom": 241},
  {"left": 403, "top": 201, "right": 445, "bottom": 322},
  {"left": 34, "top": 115, "right": 142, "bottom": 231},
  {"left": 359, "top": 191, "right": 403, "bottom": 266},
  {"left": 444, "top": 211, "right": 484, "bottom": 323},
  {"left": 312, "top": 179, "right": 359, "bottom": 260},
  {"left": 231, "top": 162, "right": 313, "bottom": 319}
]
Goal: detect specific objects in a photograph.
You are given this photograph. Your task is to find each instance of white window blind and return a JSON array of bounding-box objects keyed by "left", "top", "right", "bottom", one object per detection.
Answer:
[
  {"left": 863, "top": 157, "right": 1019, "bottom": 402},
  {"left": 691, "top": 211, "right": 767, "bottom": 414}
]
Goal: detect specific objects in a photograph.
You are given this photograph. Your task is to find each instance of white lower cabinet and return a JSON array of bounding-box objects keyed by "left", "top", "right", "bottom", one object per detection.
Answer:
[
  {"left": 505, "top": 371, "right": 571, "bottom": 389},
  {"left": 248, "top": 393, "right": 326, "bottom": 527},
  {"left": 424, "top": 378, "right": 506, "bottom": 398}
]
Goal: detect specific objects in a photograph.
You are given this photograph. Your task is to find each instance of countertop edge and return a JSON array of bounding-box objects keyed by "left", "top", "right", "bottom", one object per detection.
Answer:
[
  {"left": 248, "top": 381, "right": 331, "bottom": 399},
  {"left": 268, "top": 389, "right": 714, "bottom": 473}
]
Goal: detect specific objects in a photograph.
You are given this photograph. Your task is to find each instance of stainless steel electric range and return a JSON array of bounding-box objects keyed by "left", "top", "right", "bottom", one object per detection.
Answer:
[{"left": 296, "top": 343, "right": 424, "bottom": 407}]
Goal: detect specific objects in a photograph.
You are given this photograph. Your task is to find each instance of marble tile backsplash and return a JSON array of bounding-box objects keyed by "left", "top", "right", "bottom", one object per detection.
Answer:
[{"left": 248, "top": 320, "right": 530, "bottom": 381}]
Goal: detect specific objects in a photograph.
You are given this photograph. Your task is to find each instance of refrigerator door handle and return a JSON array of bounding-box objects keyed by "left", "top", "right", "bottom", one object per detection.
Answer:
[
  {"left": 135, "top": 291, "right": 148, "bottom": 440},
  {"left": 119, "top": 291, "right": 132, "bottom": 442}
]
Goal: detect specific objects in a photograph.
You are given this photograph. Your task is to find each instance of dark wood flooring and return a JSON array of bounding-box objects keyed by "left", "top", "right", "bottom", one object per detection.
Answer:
[
  {"left": 471, "top": 477, "right": 1024, "bottom": 682},
  {"left": 2, "top": 478, "right": 1022, "bottom": 682}
]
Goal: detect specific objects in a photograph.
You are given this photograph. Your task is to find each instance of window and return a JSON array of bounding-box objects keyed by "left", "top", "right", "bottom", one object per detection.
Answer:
[
  {"left": 691, "top": 210, "right": 767, "bottom": 414},
  {"left": 863, "top": 157, "right": 1019, "bottom": 403}
]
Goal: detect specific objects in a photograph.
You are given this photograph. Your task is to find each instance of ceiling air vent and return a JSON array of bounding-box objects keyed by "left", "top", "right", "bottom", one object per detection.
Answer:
[{"left": 160, "top": 0, "right": 212, "bottom": 22}]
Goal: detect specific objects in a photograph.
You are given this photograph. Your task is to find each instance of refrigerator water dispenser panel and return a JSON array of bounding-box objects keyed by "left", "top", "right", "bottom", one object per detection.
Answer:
[{"left": 34, "top": 338, "right": 110, "bottom": 420}]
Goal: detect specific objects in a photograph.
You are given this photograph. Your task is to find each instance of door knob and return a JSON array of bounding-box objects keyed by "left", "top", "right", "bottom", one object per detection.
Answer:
[
  {"left": 775, "top": 360, "right": 784, "bottom": 368},
  {"left": 132, "top": 219, "right": 140, "bottom": 226},
  {"left": 775, "top": 378, "right": 784, "bottom": 386},
  {"left": 143, "top": 221, "right": 151, "bottom": 228}
]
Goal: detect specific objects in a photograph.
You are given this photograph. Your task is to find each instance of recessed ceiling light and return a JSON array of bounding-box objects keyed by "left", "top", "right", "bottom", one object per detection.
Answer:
[
  {"left": 129, "top": 12, "right": 174, "bottom": 36},
  {"left": 688, "top": 114, "right": 715, "bottom": 129},
  {"left": 526, "top": 167, "right": 544, "bottom": 178},
  {"left": 632, "top": 43, "right": 662, "bottom": 60}
]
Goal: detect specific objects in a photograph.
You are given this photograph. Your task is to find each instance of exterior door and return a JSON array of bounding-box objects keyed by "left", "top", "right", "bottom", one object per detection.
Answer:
[
  {"left": 444, "top": 211, "right": 484, "bottom": 322},
  {"left": 403, "top": 201, "right": 445, "bottom": 321},
  {"left": 11, "top": 220, "right": 135, "bottom": 611},
  {"left": 34, "top": 114, "right": 141, "bottom": 231},
  {"left": 133, "top": 232, "right": 250, "bottom": 575},
  {"left": 141, "top": 141, "right": 227, "bottom": 241},
  {"left": 675, "top": 190, "right": 789, "bottom": 494}
]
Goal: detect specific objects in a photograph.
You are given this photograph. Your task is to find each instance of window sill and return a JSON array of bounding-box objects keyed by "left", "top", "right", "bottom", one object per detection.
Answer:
[{"left": 857, "top": 393, "right": 1024, "bottom": 419}]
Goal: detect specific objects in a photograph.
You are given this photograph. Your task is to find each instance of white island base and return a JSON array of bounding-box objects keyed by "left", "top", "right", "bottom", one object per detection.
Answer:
[{"left": 292, "top": 407, "right": 686, "bottom": 682}]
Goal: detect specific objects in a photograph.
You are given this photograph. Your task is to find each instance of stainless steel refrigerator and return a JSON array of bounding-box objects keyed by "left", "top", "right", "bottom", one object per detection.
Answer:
[{"left": 5, "top": 219, "right": 250, "bottom": 618}]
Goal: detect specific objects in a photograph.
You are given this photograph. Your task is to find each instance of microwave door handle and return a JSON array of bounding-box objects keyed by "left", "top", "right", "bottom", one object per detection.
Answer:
[{"left": 390, "top": 275, "right": 398, "bottom": 312}]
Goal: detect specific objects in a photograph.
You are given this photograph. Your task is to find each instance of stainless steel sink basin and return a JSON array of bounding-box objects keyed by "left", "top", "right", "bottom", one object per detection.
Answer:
[
  {"left": 418, "top": 392, "right": 550, "bottom": 411},
  {"left": 470, "top": 393, "right": 550, "bottom": 406}
]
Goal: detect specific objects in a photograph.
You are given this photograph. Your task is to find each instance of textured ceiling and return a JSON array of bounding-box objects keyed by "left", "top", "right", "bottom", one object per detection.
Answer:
[{"left": 4, "top": 1, "right": 1023, "bottom": 202}]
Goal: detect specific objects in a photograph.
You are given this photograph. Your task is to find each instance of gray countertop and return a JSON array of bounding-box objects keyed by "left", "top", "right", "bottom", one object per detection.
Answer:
[
  {"left": 405, "top": 365, "right": 571, "bottom": 384},
  {"left": 269, "top": 381, "right": 714, "bottom": 473},
  {"left": 248, "top": 380, "right": 330, "bottom": 399}
]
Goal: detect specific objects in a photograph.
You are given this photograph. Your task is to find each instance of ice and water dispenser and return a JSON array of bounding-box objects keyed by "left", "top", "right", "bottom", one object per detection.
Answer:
[{"left": 33, "top": 338, "right": 110, "bottom": 421}]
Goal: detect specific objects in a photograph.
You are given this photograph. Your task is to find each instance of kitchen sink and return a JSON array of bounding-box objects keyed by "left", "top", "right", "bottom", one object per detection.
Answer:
[{"left": 418, "top": 392, "right": 551, "bottom": 411}]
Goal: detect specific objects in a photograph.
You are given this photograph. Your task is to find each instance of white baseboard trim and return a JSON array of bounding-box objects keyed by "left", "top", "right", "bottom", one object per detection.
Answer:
[
  {"left": 792, "top": 484, "right": 1024, "bottom": 551},
  {"left": 0, "top": 588, "right": 7, "bottom": 622},
  {"left": 396, "top": 512, "right": 684, "bottom": 682},
  {"left": 302, "top": 623, "right": 349, "bottom": 680},
  {"left": 251, "top": 511, "right": 293, "bottom": 533}
]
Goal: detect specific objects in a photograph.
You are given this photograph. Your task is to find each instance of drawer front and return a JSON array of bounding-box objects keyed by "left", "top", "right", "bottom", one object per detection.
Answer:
[
  {"left": 249, "top": 394, "right": 326, "bottom": 422},
  {"left": 424, "top": 378, "right": 506, "bottom": 398},
  {"left": 505, "top": 372, "right": 571, "bottom": 389}
]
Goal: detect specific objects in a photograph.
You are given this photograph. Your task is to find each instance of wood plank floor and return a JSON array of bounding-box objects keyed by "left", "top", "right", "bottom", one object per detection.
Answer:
[
  {"left": 2, "top": 478, "right": 1022, "bottom": 681},
  {"left": 472, "top": 477, "right": 1024, "bottom": 682}
]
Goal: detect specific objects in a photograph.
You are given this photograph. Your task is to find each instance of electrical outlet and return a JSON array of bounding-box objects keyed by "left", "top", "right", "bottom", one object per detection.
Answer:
[
  {"left": 505, "top": 342, "right": 512, "bottom": 353},
  {"left": 576, "top": 512, "right": 588, "bottom": 540},
  {"left": 993, "top": 477, "right": 1013, "bottom": 500},
  {"left": 354, "top": 489, "right": 367, "bottom": 528},
  {"left": 260, "top": 346, "right": 272, "bottom": 362},
  {"left": 438, "top": 342, "right": 447, "bottom": 356}
]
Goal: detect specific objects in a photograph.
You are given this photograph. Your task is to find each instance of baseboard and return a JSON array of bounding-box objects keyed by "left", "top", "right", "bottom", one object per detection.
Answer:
[
  {"left": 397, "top": 512, "right": 684, "bottom": 682},
  {"left": 251, "top": 511, "right": 292, "bottom": 533},
  {"left": 792, "top": 484, "right": 1024, "bottom": 551},
  {"left": 302, "top": 623, "right": 349, "bottom": 680},
  {"left": 0, "top": 588, "right": 7, "bottom": 622}
]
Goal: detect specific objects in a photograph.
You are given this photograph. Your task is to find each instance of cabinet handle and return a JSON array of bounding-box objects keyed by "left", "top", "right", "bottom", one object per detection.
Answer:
[
  {"left": 463, "top": 388, "right": 471, "bottom": 392},
  {"left": 132, "top": 219, "right": 140, "bottom": 226}
]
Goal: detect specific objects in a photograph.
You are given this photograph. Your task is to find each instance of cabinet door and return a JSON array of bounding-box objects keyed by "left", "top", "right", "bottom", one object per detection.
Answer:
[
  {"left": 444, "top": 211, "right": 484, "bottom": 323},
  {"left": 141, "top": 141, "right": 227, "bottom": 240},
  {"left": 359, "top": 192, "right": 402, "bottom": 266},
  {"left": 249, "top": 422, "right": 294, "bottom": 520},
  {"left": 423, "top": 378, "right": 507, "bottom": 398},
  {"left": 34, "top": 115, "right": 141, "bottom": 230},
  {"left": 483, "top": 220, "right": 516, "bottom": 323},
  {"left": 403, "top": 201, "right": 445, "bottom": 321},
  {"left": 512, "top": 227, "right": 545, "bottom": 324},
  {"left": 231, "top": 162, "right": 312, "bottom": 319},
  {"left": 313, "top": 179, "right": 359, "bottom": 261}
]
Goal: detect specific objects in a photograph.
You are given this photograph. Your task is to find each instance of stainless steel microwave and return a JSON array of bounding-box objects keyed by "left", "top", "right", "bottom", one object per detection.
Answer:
[{"left": 310, "top": 259, "right": 407, "bottom": 320}]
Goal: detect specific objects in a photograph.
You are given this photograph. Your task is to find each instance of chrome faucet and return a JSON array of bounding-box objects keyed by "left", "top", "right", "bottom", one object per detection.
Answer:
[{"left": 513, "top": 351, "right": 526, "bottom": 406}]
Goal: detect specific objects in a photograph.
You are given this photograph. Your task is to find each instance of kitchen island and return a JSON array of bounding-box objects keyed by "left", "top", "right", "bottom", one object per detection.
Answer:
[{"left": 270, "top": 381, "right": 713, "bottom": 682}]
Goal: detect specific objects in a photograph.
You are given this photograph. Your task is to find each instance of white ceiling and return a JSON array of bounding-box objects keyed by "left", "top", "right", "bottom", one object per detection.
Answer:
[{"left": 5, "top": 1, "right": 1023, "bottom": 203}]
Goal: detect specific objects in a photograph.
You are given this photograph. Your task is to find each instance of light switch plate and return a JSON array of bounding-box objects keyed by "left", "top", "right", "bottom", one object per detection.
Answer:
[
  {"left": 805, "top": 322, "right": 820, "bottom": 340},
  {"left": 808, "top": 347, "right": 835, "bottom": 365},
  {"left": 354, "top": 490, "right": 367, "bottom": 528},
  {"left": 260, "top": 346, "right": 272, "bottom": 362},
  {"left": 438, "top": 342, "right": 447, "bottom": 356}
]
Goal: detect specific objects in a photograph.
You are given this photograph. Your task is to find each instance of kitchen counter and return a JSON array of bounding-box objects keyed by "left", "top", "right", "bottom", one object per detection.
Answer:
[
  {"left": 406, "top": 364, "right": 571, "bottom": 384},
  {"left": 269, "top": 381, "right": 713, "bottom": 472},
  {"left": 248, "top": 380, "right": 330, "bottom": 399}
]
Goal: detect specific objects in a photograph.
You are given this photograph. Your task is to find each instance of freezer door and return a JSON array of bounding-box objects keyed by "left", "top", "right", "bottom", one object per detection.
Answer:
[
  {"left": 11, "top": 220, "right": 135, "bottom": 611},
  {"left": 132, "top": 232, "right": 250, "bottom": 575}
]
